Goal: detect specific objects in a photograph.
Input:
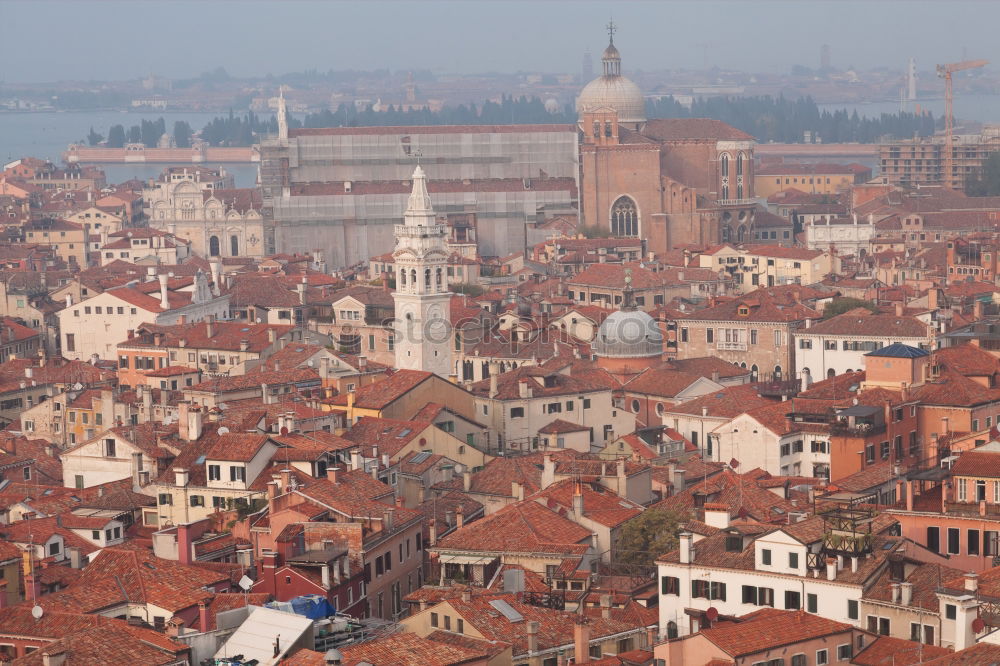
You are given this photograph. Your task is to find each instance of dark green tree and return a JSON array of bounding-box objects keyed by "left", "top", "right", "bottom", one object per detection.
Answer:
[
  {"left": 126, "top": 125, "right": 142, "bottom": 144},
  {"left": 106, "top": 124, "right": 126, "bottom": 148},
  {"left": 173, "top": 121, "right": 193, "bottom": 148},
  {"left": 613, "top": 506, "right": 691, "bottom": 569},
  {"left": 966, "top": 152, "right": 1000, "bottom": 197},
  {"left": 86, "top": 127, "right": 103, "bottom": 146},
  {"left": 823, "top": 297, "right": 878, "bottom": 319}
]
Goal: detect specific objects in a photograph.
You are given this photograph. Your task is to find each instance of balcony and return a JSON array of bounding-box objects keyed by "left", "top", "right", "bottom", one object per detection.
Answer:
[
  {"left": 757, "top": 378, "right": 800, "bottom": 398},
  {"left": 717, "top": 198, "right": 757, "bottom": 207},
  {"left": 717, "top": 341, "right": 748, "bottom": 351},
  {"left": 829, "top": 420, "right": 886, "bottom": 437}
]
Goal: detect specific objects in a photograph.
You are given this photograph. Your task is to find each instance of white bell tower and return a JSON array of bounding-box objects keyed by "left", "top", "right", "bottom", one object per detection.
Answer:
[{"left": 392, "top": 166, "right": 453, "bottom": 376}]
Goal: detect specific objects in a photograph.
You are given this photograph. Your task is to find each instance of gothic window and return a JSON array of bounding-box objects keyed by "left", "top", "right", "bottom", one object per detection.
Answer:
[
  {"left": 230, "top": 235, "right": 239, "bottom": 257},
  {"left": 737, "top": 225, "right": 747, "bottom": 243},
  {"left": 721, "top": 226, "right": 731, "bottom": 243},
  {"left": 751, "top": 364, "right": 759, "bottom": 381},
  {"left": 737, "top": 152, "right": 746, "bottom": 200},
  {"left": 610, "top": 196, "right": 639, "bottom": 237},
  {"left": 720, "top": 153, "right": 730, "bottom": 201},
  {"left": 209, "top": 236, "right": 220, "bottom": 257},
  {"left": 411, "top": 269, "right": 417, "bottom": 287},
  {"left": 593, "top": 121, "right": 600, "bottom": 139}
]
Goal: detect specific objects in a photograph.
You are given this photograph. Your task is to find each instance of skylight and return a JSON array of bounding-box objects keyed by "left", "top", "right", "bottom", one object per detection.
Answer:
[{"left": 489, "top": 599, "right": 523, "bottom": 623}]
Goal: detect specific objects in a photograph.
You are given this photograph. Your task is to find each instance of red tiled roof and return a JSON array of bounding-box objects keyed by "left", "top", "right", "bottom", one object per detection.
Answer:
[
  {"left": 327, "top": 369, "right": 434, "bottom": 410},
  {"left": 852, "top": 636, "right": 949, "bottom": 665},
  {"left": 434, "top": 499, "right": 591, "bottom": 555},
  {"left": 699, "top": 609, "right": 851, "bottom": 657},
  {"left": 339, "top": 631, "right": 488, "bottom": 666}
]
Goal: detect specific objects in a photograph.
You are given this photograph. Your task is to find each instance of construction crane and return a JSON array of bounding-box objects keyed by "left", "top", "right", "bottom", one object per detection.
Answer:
[{"left": 936, "top": 59, "right": 988, "bottom": 189}]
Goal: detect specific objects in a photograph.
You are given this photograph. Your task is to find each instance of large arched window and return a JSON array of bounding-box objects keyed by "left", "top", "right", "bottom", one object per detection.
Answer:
[
  {"left": 720, "top": 152, "right": 731, "bottom": 201},
  {"left": 209, "top": 236, "right": 220, "bottom": 257},
  {"left": 611, "top": 196, "right": 639, "bottom": 237},
  {"left": 736, "top": 152, "right": 746, "bottom": 200},
  {"left": 230, "top": 235, "right": 239, "bottom": 257}
]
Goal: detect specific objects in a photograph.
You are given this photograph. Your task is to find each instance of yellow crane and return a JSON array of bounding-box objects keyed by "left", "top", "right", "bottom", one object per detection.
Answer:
[{"left": 936, "top": 59, "right": 988, "bottom": 189}]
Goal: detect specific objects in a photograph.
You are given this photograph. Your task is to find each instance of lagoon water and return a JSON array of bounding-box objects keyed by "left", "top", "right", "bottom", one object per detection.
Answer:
[
  {"left": 3, "top": 95, "right": 1000, "bottom": 188},
  {"left": 0, "top": 110, "right": 258, "bottom": 186}
]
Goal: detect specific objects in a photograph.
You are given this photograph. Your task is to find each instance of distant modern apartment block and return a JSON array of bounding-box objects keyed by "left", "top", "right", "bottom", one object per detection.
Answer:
[{"left": 879, "top": 127, "right": 1000, "bottom": 190}]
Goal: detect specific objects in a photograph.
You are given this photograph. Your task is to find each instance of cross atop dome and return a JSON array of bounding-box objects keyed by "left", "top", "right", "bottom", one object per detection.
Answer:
[{"left": 606, "top": 20, "right": 616, "bottom": 44}]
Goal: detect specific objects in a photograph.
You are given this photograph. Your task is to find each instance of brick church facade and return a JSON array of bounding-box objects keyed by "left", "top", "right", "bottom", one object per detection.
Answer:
[{"left": 577, "top": 31, "right": 759, "bottom": 253}]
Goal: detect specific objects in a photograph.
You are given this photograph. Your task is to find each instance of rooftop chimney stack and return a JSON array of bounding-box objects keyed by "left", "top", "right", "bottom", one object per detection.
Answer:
[{"left": 679, "top": 531, "right": 694, "bottom": 564}]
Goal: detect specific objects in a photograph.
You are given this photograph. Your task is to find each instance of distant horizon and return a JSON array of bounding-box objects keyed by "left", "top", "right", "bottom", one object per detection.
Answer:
[{"left": 1, "top": 1, "right": 998, "bottom": 83}]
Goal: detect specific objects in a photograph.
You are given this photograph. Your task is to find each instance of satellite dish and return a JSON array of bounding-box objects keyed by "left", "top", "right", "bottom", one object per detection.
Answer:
[
  {"left": 217, "top": 403, "right": 228, "bottom": 411},
  {"left": 217, "top": 427, "right": 230, "bottom": 435},
  {"left": 280, "top": 426, "right": 289, "bottom": 435},
  {"left": 730, "top": 458, "right": 740, "bottom": 469},
  {"left": 73, "top": 383, "right": 84, "bottom": 391},
  {"left": 705, "top": 607, "right": 719, "bottom": 622},
  {"left": 238, "top": 575, "right": 253, "bottom": 592},
  {"left": 31, "top": 605, "right": 44, "bottom": 619},
  {"left": 307, "top": 360, "right": 314, "bottom": 367}
]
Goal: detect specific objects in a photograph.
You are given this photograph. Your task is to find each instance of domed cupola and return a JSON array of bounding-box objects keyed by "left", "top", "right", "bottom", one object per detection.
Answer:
[
  {"left": 576, "top": 23, "right": 646, "bottom": 129},
  {"left": 592, "top": 270, "right": 663, "bottom": 360}
]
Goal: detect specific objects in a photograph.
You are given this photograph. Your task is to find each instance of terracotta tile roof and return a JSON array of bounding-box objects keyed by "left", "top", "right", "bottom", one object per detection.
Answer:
[
  {"left": 698, "top": 608, "right": 851, "bottom": 657},
  {"left": 11, "top": 621, "right": 190, "bottom": 665},
  {"left": 328, "top": 370, "right": 434, "bottom": 410},
  {"left": 339, "top": 631, "right": 488, "bottom": 666},
  {"left": 864, "top": 560, "right": 963, "bottom": 613},
  {"left": 538, "top": 418, "right": 590, "bottom": 434},
  {"left": 921, "top": 642, "right": 1000, "bottom": 665},
  {"left": 438, "top": 592, "right": 640, "bottom": 656},
  {"left": 911, "top": 369, "right": 1000, "bottom": 407},
  {"left": 852, "top": 635, "right": 950, "bottom": 665},
  {"left": 126, "top": 321, "right": 294, "bottom": 353},
  {"left": 623, "top": 367, "right": 708, "bottom": 398},
  {"left": 640, "top": 118, "right": 754, "bottom": 141},
  {"left": 229, "top": 273, "right": 303, "bottom": 308},
  {"left": 934, "top": 343, "right": 1000, "bottom": 377},
  {"left": 207, "top": 433, "right": 273, "bottom": 462},
  {"left": 653, "top": 469, "right": 799, "bottom": 524},
  {"left": 679, "top": 289, "right": 820, "bottom": 323},
  {"left": 189, "top": 366, "right": 318, "bottom": 392},
  {"left": 568, "top": 262, "right": 665, "bottom": 289},
  {"left": 342, "top": 415, "right": 430, "bottom": 454},
  {"left": 425, "top": 630, "right": 511, "bottom": 659},
  {"left": 668, "top": 356, "right": 750, "bottom": 379},
  {"left": 529, "top": 478, "right": 643, "bottom": 527},
  {"left": 432, "top": 451, "right": 580, "bottom": 498},
  {"left": 468, "top": 359, "right": 618, "bottom": 401},
  {"left": 666, "top": 383, "right": 776, "bottom": 419},
  {"left": 433, "top": 498, "right": 590, "bottom": 555},
  {"left": 803, "top": 309, "right": 930, "bottom": 337}
]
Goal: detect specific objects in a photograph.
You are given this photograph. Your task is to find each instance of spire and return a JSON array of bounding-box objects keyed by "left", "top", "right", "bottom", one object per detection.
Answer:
[
  {"left": 606, "top": 19, "right": 616, "bottom": 45},
  {"left": 404, "top": 165, "right": 434, "bottom": 225},
  {"left": 622, "top": 267, "right": 636, "bottom": 311},
  {"left": 601, "top": 22, "right": 621, "bottom": 77},
  {"left": 277, "top": 86, "right": 288, "bottom": 141}
]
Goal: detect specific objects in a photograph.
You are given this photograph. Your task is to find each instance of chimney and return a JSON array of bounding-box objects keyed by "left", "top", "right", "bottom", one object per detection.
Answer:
[
  {"left": 826, "top": 556, "right": 837, "bottom": 581},
  {"left": 41, "top": 647, "right": 67, "bottom": 666},
  {"left": 267, "top": 328, "right": 277, "bottom": 344},
  {"left": 321, "top": 563, "right": 331, "bottom": 589},
  {"left": 456, "top": 507, "right": 464, "bottom": 529},
  {"left": 489, "top": 371, "right": 498, "bottom": 399},
  {"left": 965, "top": 573, "right": 979, "bottom": 593},
  {"left": 428, "top": 518, "right": 437, "bottom": 546},
  {"left": 187, "top": 405, "right": 203, "bottom": 441},
  {"left": 158, "top": 273, "right": 170, "bottom": 310},
  {"left": 928, "top": 288, "right": 938, "bottom": 310},
  {"left": 351, "top": 449, "right": 363, "bottom": 472},
  {"left": 672, "top": 468, "right": 686, "bottom": 494},
  {"left": 178, "top": 401, "right": 190, "bottom": 440},
  {"left": 280, "top": 468, "right": 292, "bottom": 491},
  {"left": 177, "top": 523, "right": 193, "bottom": 565},
  {"left": 891, "top": 582, "right": 901, "bottom": 604},
  {"left": 527, "top": 621, "right": 540, "bottom": 655},
  {"left": 210, "top": 260, "right": 222, "bottom": 297},
  {"left": 511, "top": 480, "right": 525, "bottom": 501},
  {"left": 542, "top": 453, "right": 555, "bottom": 489},
  {"left": 205, "top": 319, "right": 213, "bottom": 339},
  {"left": 131, "top": 452, "right": 144, "bottom": 490},
  {"left": 142, "top": 384, "right": 152, "bottom": 414},
  {"left": 704, "top": 504, "right": 730, "bottom": 529},
  {"left": 67, "top": 546, "right": 82, "bottom": 570},
  {"left": 572, "top": 481, "right": 584, "bottom": 517},
  {"left": 463, "top": 470, "right": 472, "bottom": 492},
  {"left": 383, "top": 507, "right": 395, "bottom": 533},
  {"left": 599, "top": 594, "right": 612, "bottom": 619},
  {"left": 240, "top": 339, "right": 250, "bottom": 352},
  {"left": 198, "top": 600, "right": 209, "bottom": 633},
  {"left": 174, "top": 467, "right": 189, "bottom": 487},
  {"left": 679, "top": 531, "right": 694, "bottom": 564},
  {"left": 900, "top": 581, "right": 913, "bottom": 606},
  {"left": 573, "top": 619, "right": 592, "bottom": 665},
  {"left": 327, "top": 467, "right": 341, "bottom": 484},
  {"left": 297, "top": 282, "right": 306, "bottom": 305}
]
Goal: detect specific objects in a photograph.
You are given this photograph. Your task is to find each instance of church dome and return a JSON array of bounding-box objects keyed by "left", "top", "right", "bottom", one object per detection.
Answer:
[
  {"left": 577, "top": 33, "right": 646, "bottom": 125},
  {"left": 592, "top": 309, "right": 663, "bottom": 358}
]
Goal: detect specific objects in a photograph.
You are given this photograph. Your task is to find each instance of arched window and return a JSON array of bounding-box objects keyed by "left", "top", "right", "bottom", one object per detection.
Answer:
[
  {"left": 230, "top": 235, "right": 239, "bottom": 257},
  {"left": 774, "top": 365, "right": 783, "bottom": 380},
  {"left": 720, "top": 153, "right": 730, "bottom": 201},
  {"left": 400, "top": 269, "right": 407, "bottom": 286},
  {"left": 610, "top": 196, "right": 639, "bottom": 237},
  {"left": 667, "top": 621, "right": 678, "bottom": 639},
  {"left": 827, "top": 368, "right": 836, "bottom": 379},
  {"left": 436, "top": 267, "right": 443, "bottom": 290},
  {"left": 411, "top": 269, "right": 417, "bottom": 287},
  {"left": 736, "top": 152, "right": 745, "bottom": 176},
  {"left": 737, "top": 225, "right": 747, "bottom": 243},
  {"left": 209, "top": 236, "right": 220, "bottom": 257},
  {"left": 424, "top": 269, "right": 431, "bottom": 289},
  {"left": 721, "top": 225, "right": 731, "bottom": 243},
  {"left": 751, "top": 364, "right": 759, "bottom": 381}
]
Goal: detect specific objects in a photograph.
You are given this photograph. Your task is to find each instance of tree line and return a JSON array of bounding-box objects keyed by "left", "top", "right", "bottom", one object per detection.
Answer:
[{"left": 89, "top": 94, "right": 938, "bottom": 148}]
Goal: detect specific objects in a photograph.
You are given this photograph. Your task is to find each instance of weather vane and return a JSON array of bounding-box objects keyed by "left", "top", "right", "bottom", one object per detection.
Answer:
[
  {"left": 413, "top": 148, "right": 422, "bottom": 165},
  {"left": 606, "top": 19, "right": 616, "bottom": 44}
]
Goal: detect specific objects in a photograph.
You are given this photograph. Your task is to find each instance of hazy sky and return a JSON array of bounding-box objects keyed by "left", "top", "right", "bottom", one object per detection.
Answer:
[{"left": 2, "top": 1, "right": 999, "bottom": 82}]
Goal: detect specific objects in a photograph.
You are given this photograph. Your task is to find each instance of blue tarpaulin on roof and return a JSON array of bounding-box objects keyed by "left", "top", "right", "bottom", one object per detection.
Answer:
[{"left": 265, "top": 594, "right": 336, "bottom": 619}]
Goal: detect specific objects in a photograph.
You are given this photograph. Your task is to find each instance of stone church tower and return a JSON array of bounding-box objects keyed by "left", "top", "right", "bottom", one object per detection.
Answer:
[{"left": 392, "top": 166, "right": 453, "bottom": 377}]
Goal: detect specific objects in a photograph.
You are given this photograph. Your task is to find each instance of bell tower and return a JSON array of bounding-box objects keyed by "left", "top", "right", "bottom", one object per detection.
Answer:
[{"left": 392, "top": 166, "right": 453, "bottom": 377}]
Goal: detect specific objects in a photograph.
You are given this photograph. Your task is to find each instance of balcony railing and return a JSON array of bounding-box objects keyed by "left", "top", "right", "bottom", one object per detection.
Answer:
[
  {"left": 757, "top": 378, "right": 801, "bottom": 397},
  {"left": 829, "top": 421, "right": 887, "bottom": 437},
  {"left": 717, "top": 198, "right": 757, "bottom": 207},
  {"left": 717, "top": 341, "right": 748, "bottom": 351}
]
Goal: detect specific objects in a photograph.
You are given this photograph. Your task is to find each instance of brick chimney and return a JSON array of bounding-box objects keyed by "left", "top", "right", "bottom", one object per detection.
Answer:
[
  {"left": 573, "top": 618, "right": 592, "bottom": 664},
  {"left": 198, "top": 600, "right": 209, "bottom": 632},
  {"left": 526, "top": 621, "right": 540, "bottom": 654},
  {"left": 177, "top": 523, "right": 193, "bottom": 565},
  {"left": 327, "top": 467, "right": 341, "bottom": 484}
]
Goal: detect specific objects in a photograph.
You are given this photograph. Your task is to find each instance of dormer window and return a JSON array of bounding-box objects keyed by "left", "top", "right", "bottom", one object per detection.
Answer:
[
  {"left": 737, "top": 305, "right": 750, "bottom": 317},
  {"left": 725, "top": 534, "right": 742, "bottom": 552}
]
